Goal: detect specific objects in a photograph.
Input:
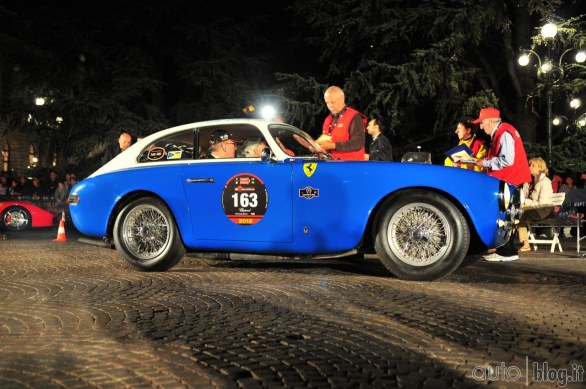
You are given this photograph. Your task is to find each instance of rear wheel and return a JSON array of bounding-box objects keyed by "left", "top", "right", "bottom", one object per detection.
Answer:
[
  {"left": 113, "top": 197, "right": 185, "bottom": 271},
  {"left": 1, "top": 206, "right": 32, "bottom": 231},
  {"left": 374, "top": 190, "right": 469, "bottom": 281}
]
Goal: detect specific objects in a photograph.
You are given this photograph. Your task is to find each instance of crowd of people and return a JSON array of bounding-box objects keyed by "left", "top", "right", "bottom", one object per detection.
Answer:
[{"left": 0, "top": 170, "right": 78, "bottom": 214}]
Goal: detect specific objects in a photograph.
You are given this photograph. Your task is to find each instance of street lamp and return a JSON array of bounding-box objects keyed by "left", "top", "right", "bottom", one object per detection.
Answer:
[{"left": 518, "top": 22, "right": 586, "bottom": 168}]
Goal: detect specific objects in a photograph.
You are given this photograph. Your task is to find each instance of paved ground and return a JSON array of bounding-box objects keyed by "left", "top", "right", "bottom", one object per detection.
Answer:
[{"left": 0, "top": 226, "right": 585, "bottom": 388}]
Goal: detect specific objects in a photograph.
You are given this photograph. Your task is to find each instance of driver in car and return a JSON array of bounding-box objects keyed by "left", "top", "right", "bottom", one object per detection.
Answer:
[{"left": 206, "top": 130, "right": 239, "bottom": 159}]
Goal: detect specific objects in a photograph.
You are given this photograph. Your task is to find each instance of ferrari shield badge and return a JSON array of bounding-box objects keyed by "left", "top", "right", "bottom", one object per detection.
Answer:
[{"left": 303, "top": 163, "right": 317, "bottom": 178}]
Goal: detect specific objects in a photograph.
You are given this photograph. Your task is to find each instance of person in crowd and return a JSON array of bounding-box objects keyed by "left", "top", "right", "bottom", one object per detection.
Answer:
[
  {"left": 579, "top": 171, "right": 586, "bottom": 188},
  {"left": 517, "top": 158, "right": 554, "bottom": 253},
  {"left": 444, "top": 117, "right": 487, "bottom": 172},
  {"left": 206, "top": 130, "right": 239, "bottom": 159},
  {"left": 365, "top": 118, "right": 393, "bottom": 161},
  {"left": 316, "top": 86, "right": 366, "bottom": 160},
  {"left": 241, "top": 137, "right": 268, "bottom": 158},
  {"left": 68, "top": 176, "right": 78, "bottom": 195},
  {"left": 54, "top": 181, "right": 68, "bottom": 203},
  {"left": 550, "top": 171, "right": 563, "bottom": 193},
  {"left": 559, "top": 174, "right": 576, "bottom": 194},
  {"left": 17, "top": 175, "right": 32, "bottom": 197},
  {"left": 102, "top": 132, "right": 132, "bottom": 165},
  {"left": 24, "top": 177, "right": 44, "bottom": 199},
  {"left": 472, "top": 107, "right": 531, "bottom": 262},
  {"left": 0, "top": 176, "right": 7, "bottom": 197},
  {"left": 7, "top": 178, "right": 21, "bottom": 197},
  {"left": 45, "top": 170, "right": 60, "bottom": 196}
]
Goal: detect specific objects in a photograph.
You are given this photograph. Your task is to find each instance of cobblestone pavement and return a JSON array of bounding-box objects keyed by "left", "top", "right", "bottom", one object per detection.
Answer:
[{"left": 0, "top": 228, "right": 585, "bottom": 388}]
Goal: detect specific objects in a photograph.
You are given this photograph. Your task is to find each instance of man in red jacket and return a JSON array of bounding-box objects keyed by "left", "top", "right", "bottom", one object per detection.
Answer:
[
  {"left": 316, "top": 86, "right": 366, "bottom": 160},
  {"left": 473, "top": 107, "right": 531, "bottom": 262}
]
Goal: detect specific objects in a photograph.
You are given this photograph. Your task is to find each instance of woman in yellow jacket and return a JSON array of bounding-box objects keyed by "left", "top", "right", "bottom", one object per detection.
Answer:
[{"left": 444, "top": 118, "right": 487, "bottom": 172}]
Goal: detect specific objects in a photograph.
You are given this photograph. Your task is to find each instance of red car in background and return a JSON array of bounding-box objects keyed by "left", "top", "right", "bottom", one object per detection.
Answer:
[{"left": 0, "top": 199, "right": 60, "bottom": 231}]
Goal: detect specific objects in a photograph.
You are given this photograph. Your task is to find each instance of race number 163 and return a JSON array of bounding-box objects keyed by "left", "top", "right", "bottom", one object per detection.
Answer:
[{"left": 231, "top": 192, "right": 258, "bottom": 208}]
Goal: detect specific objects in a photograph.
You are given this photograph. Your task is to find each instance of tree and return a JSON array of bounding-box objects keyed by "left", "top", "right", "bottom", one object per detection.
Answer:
[
  {"left": 0, "top": 0, "right": 281, "bottom": 173},
  {"left": 279, "top": 0, "right": 585, "bottom": 167}
]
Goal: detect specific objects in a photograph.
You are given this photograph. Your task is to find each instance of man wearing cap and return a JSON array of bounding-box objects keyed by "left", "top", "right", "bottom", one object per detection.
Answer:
[
  {"left": 473, "top": 108, "right": 531, "bottom": 186},
  {"left": 206, "top": 130, "right": 238, "bottom": 159},
  {"left": 316, "top": 86, "right": 366, "bottom": 160},
  {"left": 472, "top": 107, "right": 531, "bottom": 262}
]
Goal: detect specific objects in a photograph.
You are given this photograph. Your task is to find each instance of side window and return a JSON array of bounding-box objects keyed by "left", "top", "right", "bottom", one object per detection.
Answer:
[{"left": 138, "top": 130, "right": 195, "bottom": 163}]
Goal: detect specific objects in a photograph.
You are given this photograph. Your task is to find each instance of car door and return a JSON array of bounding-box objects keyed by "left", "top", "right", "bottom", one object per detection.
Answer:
[{"left": 182, "top": 160, "right": 294, "bottom": 243}]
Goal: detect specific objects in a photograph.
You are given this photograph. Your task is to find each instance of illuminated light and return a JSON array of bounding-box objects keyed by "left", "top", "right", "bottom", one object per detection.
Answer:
[
  {"left": 570, "top": 99, "right": 581, "bottom": 109},
  {"left": 35, "top": 97, "right": 45, "bottom": 106},
  {"left": 32, "top": 157, "right": 38, "bottom": 163},
  {"left": 552, "top": 117, "right": 561, "bottom": 126},
  {"left": 541, "top": 61, "right": 552, "bottom": 73},
  {"left": 578, "top": 118, "right": 586, "bottom": 127},
  {"left": 576, "top": 51, "right": 586, "bottom": 63},
  {"left": 541, "top": 23, "right": 558, "bottom": 39},
  {"left": 518, "top": 53, "right": 530, "bottom": 66},
  {"left": 56, "top": 117, "right": 64, "bottom": 123},
  {"left": 260, "top": 105, "right": 276, "bottom": 121}
]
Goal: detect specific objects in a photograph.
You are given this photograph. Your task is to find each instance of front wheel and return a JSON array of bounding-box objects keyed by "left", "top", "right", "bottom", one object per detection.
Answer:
[
  {"left": 1, "top": 206, "right": 32, "bottom": 231},
  {"left": 113, "top": 197, "right": 185, "bottom": 271},
  {"left": 374, "top": 191, "right": 469, "bottom": 281}
]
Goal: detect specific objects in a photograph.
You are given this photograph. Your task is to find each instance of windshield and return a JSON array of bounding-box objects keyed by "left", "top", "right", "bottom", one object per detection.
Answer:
[{"left": 268, "top": 124, "right": 331, "bottom": 160}]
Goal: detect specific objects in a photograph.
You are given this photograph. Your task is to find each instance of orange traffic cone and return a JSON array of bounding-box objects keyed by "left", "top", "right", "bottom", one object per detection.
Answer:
[{"left": 53, "top": 212, "right": 67, "bottom": 242}]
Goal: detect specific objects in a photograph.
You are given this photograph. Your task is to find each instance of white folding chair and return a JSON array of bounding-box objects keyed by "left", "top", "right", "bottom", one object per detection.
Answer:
[{"left": 527, "top": 193, "right": 566, "bottom": 253}]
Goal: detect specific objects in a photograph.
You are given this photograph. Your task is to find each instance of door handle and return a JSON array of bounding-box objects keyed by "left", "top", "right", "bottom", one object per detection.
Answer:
[{"left": 186, "top": 178, "right": 215, "bottom": 183}]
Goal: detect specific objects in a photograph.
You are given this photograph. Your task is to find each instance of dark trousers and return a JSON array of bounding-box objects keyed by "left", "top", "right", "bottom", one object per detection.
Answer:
[{"left": 496, "top": 235, "right": 517, "bottom": 256}]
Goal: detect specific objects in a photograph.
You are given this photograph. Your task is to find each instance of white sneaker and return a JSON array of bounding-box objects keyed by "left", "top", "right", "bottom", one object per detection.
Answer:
[{"left": 483, "top": 253, "right": 519, "bottom": 262}]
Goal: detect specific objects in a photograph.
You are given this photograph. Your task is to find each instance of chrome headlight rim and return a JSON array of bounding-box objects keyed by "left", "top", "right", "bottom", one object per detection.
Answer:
[{"left": 498, "top": 180, "right": 511, "bottom": 213}]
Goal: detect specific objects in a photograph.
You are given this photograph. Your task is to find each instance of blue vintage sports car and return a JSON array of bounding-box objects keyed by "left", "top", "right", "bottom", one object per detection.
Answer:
[{"left": 69, "top": 119, "right": 522, "bottom": 281}]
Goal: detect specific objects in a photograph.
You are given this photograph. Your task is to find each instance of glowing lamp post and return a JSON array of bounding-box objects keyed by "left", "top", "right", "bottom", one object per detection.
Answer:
[{"left": 518, "top": 22, "right": 586, "bottom": 168}]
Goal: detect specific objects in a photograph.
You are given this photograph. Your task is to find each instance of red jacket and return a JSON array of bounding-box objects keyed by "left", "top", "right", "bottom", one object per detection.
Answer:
[
  {"left": 487, "top": 123, "right": 531, "bottom": 186},
  {"left": 322, "top": 107, "right": 366, "bottom": 160}
]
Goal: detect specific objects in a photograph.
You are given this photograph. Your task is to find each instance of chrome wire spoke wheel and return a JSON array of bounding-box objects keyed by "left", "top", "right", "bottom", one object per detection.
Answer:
[
  {"left": 121, "top": 204, "right": 170, "bottom": 260},
  {"left": 387, "top": 202, "right": 451, "bottom": 267}
]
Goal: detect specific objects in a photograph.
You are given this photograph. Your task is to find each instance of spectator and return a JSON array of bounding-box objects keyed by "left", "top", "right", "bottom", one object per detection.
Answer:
[
  {"left": 472, "top": 107, "right": 531, "bottom": 262},
  {"left": 68, "top": 176, "right": 78, "bottom": 195},
  {"left": 45, "top": 170, "right": 59, "bottom": 196},
  {"left": 558, "top": 174, "right": 576, "bottom": 194},
  {"left": 444, "top": 117, "right": 487, "bottom": 172},
  {"left": 550, "top": 171, "right": 563, "bottom": 193},
  {"left": 517, "top": 158, "right": 554, "bottom": 252},
  {"left": 102, "top": 132, "right": 132, "bottom": 165},
  {"left": 7, "top": 178, "right": 21, "bottom": 197},
  {"left": 18, "top": 176, "right": 32, "bottom": 197},
  {"left": 316, "top": 86, "right": 366, "bottom": 160},
  {"left": 579, "top": 171, "right": 586, "bottom": 188},
  {"left": 206, "top": 130, "right": 239, "bottom": 159},
  {"left": 0, "top": 176, "right": 7, "bottom": 197},
  {"left": 54, "top": 181, "right": 68, "bottom": 203},
  {"left": 365, "top": 118, "right": 393, "bottom": 161},
  {"left": 24, "top": 177, "right": 45, "bottom": 199},
  {"left": 241, "top": 137, "right": 268, "bottom": 158}
]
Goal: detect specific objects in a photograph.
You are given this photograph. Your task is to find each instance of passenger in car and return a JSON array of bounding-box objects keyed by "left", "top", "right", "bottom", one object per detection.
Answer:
[
  {"left": 206, "top": 130, "right": 239, "bottom": 159},
  {"left": 241, "top": 137, "right": 268, "bottom": 158}
]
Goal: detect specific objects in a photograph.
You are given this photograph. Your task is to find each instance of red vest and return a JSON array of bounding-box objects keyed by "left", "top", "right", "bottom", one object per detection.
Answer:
[
  {"left": 487, "top": 123, "right": 531, "bottom": 186},
  {"left": 322, "top": 107, "right": 366, "bottom": 160}
]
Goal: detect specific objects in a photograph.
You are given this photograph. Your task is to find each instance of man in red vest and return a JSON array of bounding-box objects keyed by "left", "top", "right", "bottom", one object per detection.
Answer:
[
  {"left": 472, "top": 107, "right": 531, "bottom": 262},
  {"left": 316, "top": 86, "right": 366, "bottom": 160}
]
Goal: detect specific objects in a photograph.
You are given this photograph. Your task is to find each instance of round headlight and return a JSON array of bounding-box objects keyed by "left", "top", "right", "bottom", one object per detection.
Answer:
[{"left": 498, "top": 180, "right": 511, "bottom": 212}]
